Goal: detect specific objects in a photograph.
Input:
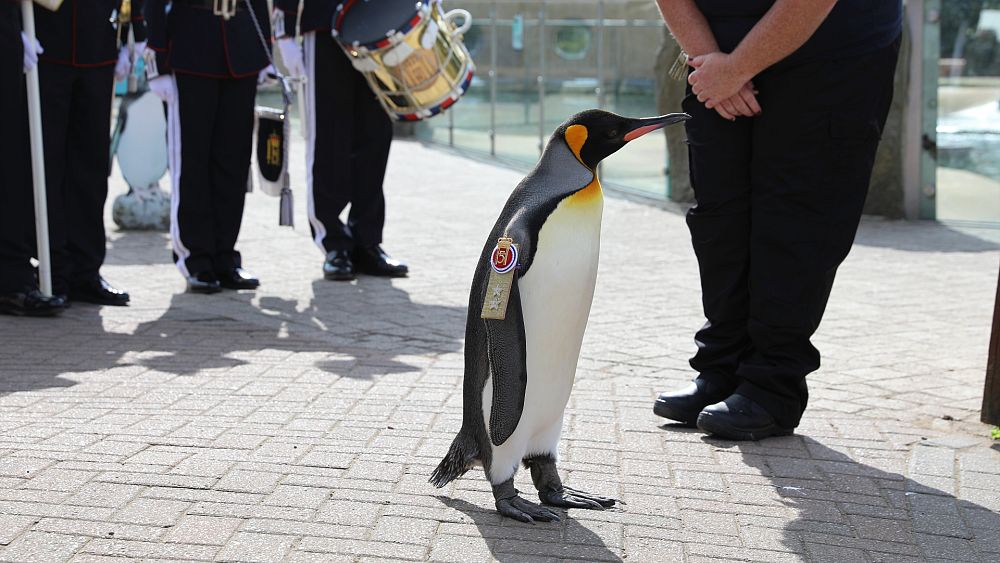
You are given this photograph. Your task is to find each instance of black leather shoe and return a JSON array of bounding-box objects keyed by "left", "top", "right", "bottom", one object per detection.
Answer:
[
  {"left": 323, "top": 249, "right": 356, "bottom": 281},
  {"left": 217, "top": 267, "right": 260, "bottom": 290},
  {"left": 654, "top": 378, "right": 732, "bottom": 426},
  {"left": 351, "top": 245, "right": 408, "bottom": 277},
  {"left": 69, "top": 276, "right": 130, "bottom": 306},
  {"left": 0, "top": 289, "right": 67, "bottom": 317},
  {"left": 186, "top": 272, "right": 222, "bottom": 294},
  {"left": 696, "top": 394, "right": 794, "bottom": 441}
]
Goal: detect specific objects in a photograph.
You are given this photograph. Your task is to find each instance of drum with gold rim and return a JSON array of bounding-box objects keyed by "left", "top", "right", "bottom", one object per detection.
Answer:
[{"left": 333, "top": 0, "right": 475, "bottom": 121}]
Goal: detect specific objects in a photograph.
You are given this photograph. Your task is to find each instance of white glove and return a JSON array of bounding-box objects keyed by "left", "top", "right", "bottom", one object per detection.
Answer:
[
  {"left": 258, "top": 63, "right": 277, "bottom": 85},
  {"left": 21, "top": 32, "right": 43, "bottom": 74},
  {"left": 114, "top": 41, "right": 146, "bottom": 82},
  {"left": 148, "top": 75, "right": 176, "bottom": 104},
  {"left": 277, "top": 37, "right": 305, "bottom": 78}
]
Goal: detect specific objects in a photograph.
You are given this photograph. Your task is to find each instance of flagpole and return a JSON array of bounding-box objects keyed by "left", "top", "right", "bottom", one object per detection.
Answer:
[{"left": 21, "top": 0, "right": 52, "bottom": 297}]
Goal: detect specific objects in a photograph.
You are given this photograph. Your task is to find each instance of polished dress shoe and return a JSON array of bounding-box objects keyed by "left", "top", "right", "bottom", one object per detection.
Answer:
[
  {"left": 323, "top": 249, "right": 356, "bottom": 281},
  {"left": 654, "top": 378, "right": 732, "bottom": 426},
  {"left": 69, "top": 276, "right": 130, "bottom": 306},
  {"left": 351, "top": 245, "right": 408, "bottom": 277},
  {"left": 217, "top": 267, "right": 260, "bottom": 290},
  {"left": 0, "top": 289, "right": 67, "bottom": 317},
  {"left": 186, "top": 272, "right": 222, "bottom": 294},
  {"left": 696, "top": 394, "right": 794, "bottom": 441}
]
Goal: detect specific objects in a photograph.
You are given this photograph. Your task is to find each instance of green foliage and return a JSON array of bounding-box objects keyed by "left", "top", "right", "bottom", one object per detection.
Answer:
[{"left": 992, "top": 426, "right": 1000, "bottom": 440}]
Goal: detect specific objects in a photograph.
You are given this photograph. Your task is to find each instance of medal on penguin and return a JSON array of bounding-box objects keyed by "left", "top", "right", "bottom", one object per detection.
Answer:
[{"left": 431, "top": 109, "right": 691, "bottom": 522}]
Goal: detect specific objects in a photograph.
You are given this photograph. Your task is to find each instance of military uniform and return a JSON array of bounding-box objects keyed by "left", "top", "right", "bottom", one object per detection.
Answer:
[
  {"left": 0, "top": 1, "right": 64, "bottom": 315},
  {"left": 32, "top": 0, "right": 144, "bottom": 305},
  {"left": 656, "top": 0, "right": 903, "bottom": 438},
  {"left": 274, "top": 0, "right": 407, "bottom": 280},
  {"left": 143, "top": 0, "right": 270, "bottom": 292}
]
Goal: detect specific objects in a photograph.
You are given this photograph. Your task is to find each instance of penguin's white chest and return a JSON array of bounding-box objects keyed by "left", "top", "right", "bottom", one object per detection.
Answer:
[{"left": 512, "top": 193, "right": 603, "bottom": 438}]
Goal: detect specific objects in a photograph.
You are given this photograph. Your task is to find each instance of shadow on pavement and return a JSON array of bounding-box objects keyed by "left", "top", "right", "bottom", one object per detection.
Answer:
[
  {"left": 0, "top": 275, "right": 465, "bottom": 390},
  {"left": 437, "top": 496, "right": 623, "bottom": 563},
  {"left": 0, "top": 306, "right": 110, "bottom": 396},
  {"left": 706, "top": 435, "right": 1000, "bottom": 560}
]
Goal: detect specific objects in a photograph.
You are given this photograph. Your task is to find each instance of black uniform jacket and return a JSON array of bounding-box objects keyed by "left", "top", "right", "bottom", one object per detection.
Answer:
[
  {"left": 273, "top": 0, "right": 333, "bottom": 37},
  {"left": 34, "top": 0, "right": 146, "bottom": 67},
  {"left": 143, "top": 0, "right": 271, "bottom": 78},
  {"left": 694, "top": 0, "right": 902, "bottom": 69}
]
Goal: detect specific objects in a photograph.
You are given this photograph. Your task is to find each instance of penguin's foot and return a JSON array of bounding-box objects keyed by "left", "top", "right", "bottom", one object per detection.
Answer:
[
  {"left": 495, "top": 494, "right": 562, "bottom": 523},
  {"left": 523, "top": 455, "right": 617, "bottom": 510},
  {"left": 492, "top": 478, "right": 561, "bottom": 523},
  {"left": 538, "top": 486, "right": 617, "bottom": 510}
]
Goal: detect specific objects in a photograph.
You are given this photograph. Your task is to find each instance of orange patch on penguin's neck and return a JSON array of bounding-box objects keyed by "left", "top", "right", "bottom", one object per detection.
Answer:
[{"left": 563, "top": 124, "right": 603, "bottom": 207}]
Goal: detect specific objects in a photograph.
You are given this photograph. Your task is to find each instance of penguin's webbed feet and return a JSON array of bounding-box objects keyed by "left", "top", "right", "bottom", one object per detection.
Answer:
[
  {"left": 492, "top": 478, "right": 561, "bottom": 523},
  {"left": 495, "top": 494, "right": 562, "bottom": 523},
  {"left": 538, "top": 486, "right": 617, "bottom": 510}
]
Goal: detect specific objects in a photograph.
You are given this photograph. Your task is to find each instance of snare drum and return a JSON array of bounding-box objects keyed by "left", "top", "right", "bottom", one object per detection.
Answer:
[{"left": 333, "top": 0, "right": 475, "bottom": 121}]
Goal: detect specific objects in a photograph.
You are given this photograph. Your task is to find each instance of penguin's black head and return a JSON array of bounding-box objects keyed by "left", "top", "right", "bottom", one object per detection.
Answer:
[{"left": 555, "top": 109, "right": 691, "bottom": 170}]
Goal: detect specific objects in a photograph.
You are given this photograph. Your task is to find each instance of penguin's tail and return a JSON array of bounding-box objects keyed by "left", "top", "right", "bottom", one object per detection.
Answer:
[{"left": 430, "top": 432, "right": 479, "bottom": 488}]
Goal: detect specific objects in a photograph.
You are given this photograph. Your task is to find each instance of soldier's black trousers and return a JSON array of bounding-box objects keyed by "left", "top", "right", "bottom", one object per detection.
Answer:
[
  {"left": 38, "top": 61, "right": 115, "bottom": 294},
  {"left": 303, "top": 31, "right": 392, "bottom": 254},
  {"left": 0, "top": 5, "right": 34, "bottom": 294},
  {"left": 683, "top": 38, "right": 900, "bottom": 429},
  {"left": 169, "top": 73, "right": 257, "bottom": 277}
]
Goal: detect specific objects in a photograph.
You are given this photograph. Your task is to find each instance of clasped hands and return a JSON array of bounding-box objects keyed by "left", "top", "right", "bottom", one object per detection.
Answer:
[{"left": 688, "top": 52, "right": 761, "bottom": 121}]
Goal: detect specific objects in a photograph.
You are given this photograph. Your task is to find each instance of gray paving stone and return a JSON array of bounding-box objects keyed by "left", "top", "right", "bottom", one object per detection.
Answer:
[
  {"left": 216, "top": 532, "right": 295, "bottom": 563},
  {"left": 214, "top": 469, "right": 283, "bottom": 494},
  {"left": 0, "top": 514, "right": 37, "bottom": 545},
  {"left": 82, "top": 538, "right": 218, "bottom": 561},
  {"left": 163, "top": 515, "right": 241, "bottom": 546},
  {"left": 297, "top": 537, "right": 427, "bottom": 560},
  {"left": 65, "top": 483, "right": 143, "bottom": 509},
  {"left": 111, "top": 498, "right": 190, "bottom": 527},
  {"left": 0, "top": 532, "right": 87, "bottom": 562},
  {"left": 33, "top": 518, "right": 164, "bottom": 542}
]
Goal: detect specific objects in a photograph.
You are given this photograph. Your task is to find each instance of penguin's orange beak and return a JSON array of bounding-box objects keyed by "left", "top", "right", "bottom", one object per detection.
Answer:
[{"left": 624, "top": 113, "right": 691, "bottom": 142}]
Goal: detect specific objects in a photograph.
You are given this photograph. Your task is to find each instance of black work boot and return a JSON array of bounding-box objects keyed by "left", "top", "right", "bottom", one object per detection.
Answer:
[
  {"left": 696, "top": 394, "right": 794, "bottom": 441},
  {"left": 654, "top": 378, "right": 732, "bottom": 426}
]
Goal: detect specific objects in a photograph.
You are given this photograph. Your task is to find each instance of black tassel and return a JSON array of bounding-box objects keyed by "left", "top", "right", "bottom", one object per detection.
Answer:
[{"left": 279, "top": 186, "right": 294, "bottom": 227}]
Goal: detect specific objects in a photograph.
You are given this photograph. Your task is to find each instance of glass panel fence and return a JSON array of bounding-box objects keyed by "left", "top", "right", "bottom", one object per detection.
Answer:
[
  {"left": 416, "top": 1, "right": 671, "bottom": 199},
  {"left": 938, "top": 1, "right": 1000, "bottom": 226}
]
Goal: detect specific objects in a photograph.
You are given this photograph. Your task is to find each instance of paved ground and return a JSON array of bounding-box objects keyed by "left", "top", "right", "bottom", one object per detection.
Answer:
[{"left": 1, "top": 135, "right": 999, "bottom": 562}]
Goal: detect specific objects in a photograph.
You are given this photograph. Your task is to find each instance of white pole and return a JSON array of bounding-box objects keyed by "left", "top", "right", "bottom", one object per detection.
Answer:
[{"left": 21, "top": 0, "right": 52, "bottom": 297}]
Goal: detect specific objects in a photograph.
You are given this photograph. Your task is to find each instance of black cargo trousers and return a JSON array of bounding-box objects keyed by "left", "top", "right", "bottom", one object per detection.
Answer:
[{"left": 683, "top": 37, "right": 901, "bottom": 429}]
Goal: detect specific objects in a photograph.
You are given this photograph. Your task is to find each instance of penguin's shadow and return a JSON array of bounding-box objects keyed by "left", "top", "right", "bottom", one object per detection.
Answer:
[{"left": 436, "top": 496, "right": 623, "bottom": 563}]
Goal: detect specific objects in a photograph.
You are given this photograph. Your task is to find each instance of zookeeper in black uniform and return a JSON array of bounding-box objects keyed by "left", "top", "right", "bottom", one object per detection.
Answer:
[
  {"left": 30, "top": 0, "right": 145, "bottom": 307},
  {"left": 653, "top": 0, "right": 903, "bottom": 440},
  {"left": 143, "top": 0, "right": 269, "bottom": 294},
  {"left": 273, "top": 0, "right": 408, "bottom": 281},
  {"left": 0, "top": 1, "right": 64, "bottom": 316}
]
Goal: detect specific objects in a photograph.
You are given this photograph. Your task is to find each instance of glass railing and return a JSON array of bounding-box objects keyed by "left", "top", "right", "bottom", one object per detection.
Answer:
[
  {"left": 937, "top": 0, "right": 1000, "bottom": 226},
  {"left": 414, "top": 1, "right": 671, "bottom": 199}
]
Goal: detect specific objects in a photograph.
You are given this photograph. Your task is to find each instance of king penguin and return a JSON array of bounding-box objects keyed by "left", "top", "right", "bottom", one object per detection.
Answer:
[{"left": 431, "top": 109, "right": 691, "bottom": 522}]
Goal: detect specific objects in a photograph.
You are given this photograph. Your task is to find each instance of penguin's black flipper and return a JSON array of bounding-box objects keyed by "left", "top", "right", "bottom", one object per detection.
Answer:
[{"left": 484, "top": 278, "right": 528, "bottom": 447}]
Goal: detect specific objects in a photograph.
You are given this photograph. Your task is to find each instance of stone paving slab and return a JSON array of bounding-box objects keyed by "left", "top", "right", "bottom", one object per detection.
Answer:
[{"left": 0, "top": 136, "right": 998, "bottom": 562}]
